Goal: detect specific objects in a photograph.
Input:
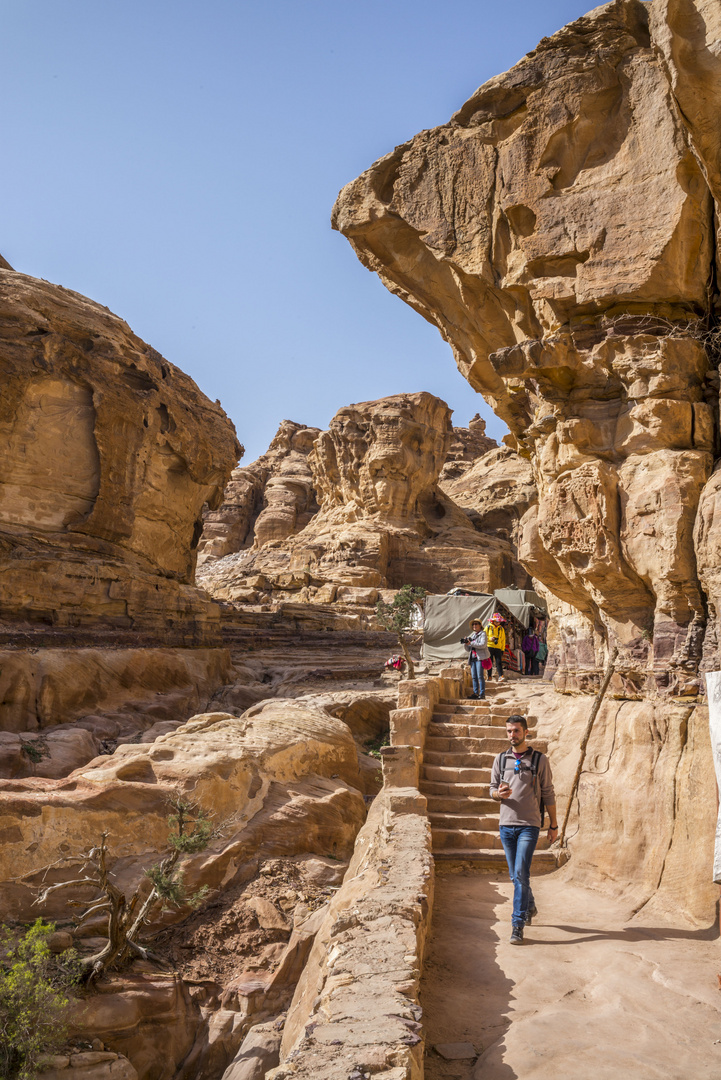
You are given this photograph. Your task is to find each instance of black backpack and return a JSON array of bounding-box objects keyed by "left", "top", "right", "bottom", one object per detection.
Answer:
[{"left": 499, "top": 747, "right": 545, "bottom": 826}]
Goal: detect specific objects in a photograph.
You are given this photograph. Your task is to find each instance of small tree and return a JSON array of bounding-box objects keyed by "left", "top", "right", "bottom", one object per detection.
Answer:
[
  {"left": 34, "top": 792, "right": 224, "bottom": 981},
  {"left": 376, "top": 585, "right": 426, "bottom": 679},
  {"left": 0, "top": 919, "right": 79, "bottom": 1080}
]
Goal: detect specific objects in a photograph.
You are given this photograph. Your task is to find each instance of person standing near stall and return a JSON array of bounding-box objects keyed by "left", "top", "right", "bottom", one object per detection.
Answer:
[
  {"left": 485, "top": 612, "right": 506, "bottom": 682},
  {"left": 463, "top": 619, "right": 489, "bottom": 699},
  {"left": 521, "top": 628, "right": 539, "bottom": 676}
]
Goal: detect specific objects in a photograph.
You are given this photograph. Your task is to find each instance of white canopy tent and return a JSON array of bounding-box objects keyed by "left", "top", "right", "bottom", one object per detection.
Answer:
[
  {"left": 494, "top": 587, "right": 548, "bottom": 629},
  {"left": 422, "top": 593, "right": 497, "bottom": 663}
]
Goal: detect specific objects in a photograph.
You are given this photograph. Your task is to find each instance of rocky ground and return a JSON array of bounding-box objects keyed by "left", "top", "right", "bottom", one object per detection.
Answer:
[
  {"left": 152, "top": 855, "right": 346, "bottom": 991},
  {"left": 422, "top": 872, "right": 721, "bottom": 1080}
]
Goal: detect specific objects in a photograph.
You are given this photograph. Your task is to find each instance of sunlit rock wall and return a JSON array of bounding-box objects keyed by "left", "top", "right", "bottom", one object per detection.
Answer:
[
  {"left": 333, "top": 0, "right": 721, "bottom": 693},
  {"left": 0, "top": 269, "right": 240, "bottom": 641}
]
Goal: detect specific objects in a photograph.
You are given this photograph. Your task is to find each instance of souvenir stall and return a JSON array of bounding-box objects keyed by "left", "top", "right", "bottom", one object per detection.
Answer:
[
  {"left": 495, "top": 587, "right": 548, "bottom": 675},
  {"left": 422, "top": 587, "right": 548, "bottom": 673}
]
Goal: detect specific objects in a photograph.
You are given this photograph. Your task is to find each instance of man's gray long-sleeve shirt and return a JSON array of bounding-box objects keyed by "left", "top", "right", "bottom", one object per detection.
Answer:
[{"left": 490, "top": 748, "right": 555, "bottom": 828}]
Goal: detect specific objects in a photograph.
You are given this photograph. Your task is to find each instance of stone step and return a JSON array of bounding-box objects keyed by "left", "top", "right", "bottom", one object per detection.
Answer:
[
  {"left": 425, "top": 734, "right": 503, "bottom": 753},
  {"left": 427, "top": 722, "right": 538, "bottom": 740},
  {"left": 439, "top": 692, "right": 507, "bottom": 704},
  {"left": 424, "top": 750, "right": 504, "bottom": 769},
  {"left": 428, "top": 738, "right": 547, "bottom": 757},
  {"left": 432, "top": 829, "right": 504, "bottom": 851},
  {"left": 434, "top": 703, "right": 489, "bottom": 716},
  {"left": 429, "top": 812, "right": 499, "bottom": 831},
  {"left": 422, "top": 765, "right": 491, "bottom": 784},
  {"left": 435, "top": 702, "right": 522, "bottom": 717},
  {"left": 431, "top": 714, "right": 531, "bottom": 730},
  {"left": 432, "top": 849, "right": 558, "bottom": 874},
  {"left": 432, "top": 829, "right": 551, "bottom": 851},
  {"left": 425, "top": 794, "right": 497, "bottom": 814},
  {"left": 420, "top": 780, "right": 490, "bottom": 797}
]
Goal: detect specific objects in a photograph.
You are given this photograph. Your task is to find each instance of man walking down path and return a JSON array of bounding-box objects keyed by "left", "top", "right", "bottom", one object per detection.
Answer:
[
  {"left": 463, "top": 619, "right": 489, "bottom": 699},
  {"left": 490, "top": 714, "right": 558, "bottom": 945},
  {"left": 485, "top": 612, "right": 506, "bottom": 682}
]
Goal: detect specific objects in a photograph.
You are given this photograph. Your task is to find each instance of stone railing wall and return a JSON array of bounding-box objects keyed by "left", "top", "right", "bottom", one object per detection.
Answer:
[{"left": 266, "top": 666, "right": 465, "bottom": 1080}]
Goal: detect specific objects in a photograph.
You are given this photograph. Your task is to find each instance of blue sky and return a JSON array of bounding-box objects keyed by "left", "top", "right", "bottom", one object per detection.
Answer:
[{"left": 2, "top": 1, "right": 594, "bottom": 462}]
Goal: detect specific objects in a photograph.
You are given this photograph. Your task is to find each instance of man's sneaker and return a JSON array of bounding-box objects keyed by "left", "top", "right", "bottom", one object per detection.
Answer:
[
  {"left": 509, "top": 926, "right": 524, "bottom": 945},
  {"left": 525, "top": 903, "right": 538, "bottom": 925}
]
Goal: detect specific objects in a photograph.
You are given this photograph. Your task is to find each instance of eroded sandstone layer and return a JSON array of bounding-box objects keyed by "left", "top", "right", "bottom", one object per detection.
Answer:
[
  {"left": 0, "top": 269, "right": 241, "bottom": 641},
  {"left": 333, "top": 0, "right": 721, "bottom": 693},
  {"left": 2, "top": 700, "right": 365, "bottom": 922},
  {"left": 199, "top": 392, "right": 529, "bottom": 604}
]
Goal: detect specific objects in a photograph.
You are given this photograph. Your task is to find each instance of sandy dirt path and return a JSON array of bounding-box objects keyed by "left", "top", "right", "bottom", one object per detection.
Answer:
[{"left": 421, "top": 869, "right": 721, "bottom": 1080}]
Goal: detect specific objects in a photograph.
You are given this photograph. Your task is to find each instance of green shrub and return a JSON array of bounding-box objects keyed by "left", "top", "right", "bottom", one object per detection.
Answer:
[
  {"left": 0, "top": 920, "right": 79, "bottom": 1080},
  {"left": 375, "top": 584, "right": 426, "bottom": 679},
  {"left": 364, "top": 732, "right": 391, "bottom": 760}
]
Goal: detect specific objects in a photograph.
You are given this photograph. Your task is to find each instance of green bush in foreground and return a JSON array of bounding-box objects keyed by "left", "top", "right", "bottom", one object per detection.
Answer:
[{"left": 0, "top": 920, "right": 79, "bottom": 1080}]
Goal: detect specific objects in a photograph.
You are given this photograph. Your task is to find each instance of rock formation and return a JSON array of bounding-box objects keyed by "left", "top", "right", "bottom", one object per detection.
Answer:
[
  {"left": 0, "top": 269, "right": 241, "bottom": 642},
  {"left": 198, "top": 421, "right": 320, "bottom": 563},
  {"left": 439, "top": 444, "right": 536, "bottom": 547},
  {"left": 332, "top": 0, "right": 721, "bottom": 692},
  {"left": 437, "top": 413, "right": 497, "bottom": 484},
  {"left": 199, "top": 392, "right": 530, "bottom": 604}
]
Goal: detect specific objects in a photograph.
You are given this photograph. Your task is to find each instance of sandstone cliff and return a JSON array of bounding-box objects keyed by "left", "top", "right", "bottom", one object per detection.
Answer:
[
  {"left": 332, "top": 0, "right": 721, "bottom": 695},
  {"left": 198, "top": 392, "right": 530, "bottom": 604},
  {"left": 198, "top": 420, "right": 320, "bottom": 563},
  {"left": 439, "top": 444, "right": 536, "bottom": 547},
  {"left": 436, "top": 412, "right": 497, "bottom": 484},
  {"left": 0, "top": 269, "right": 241, "bottom": 641}
]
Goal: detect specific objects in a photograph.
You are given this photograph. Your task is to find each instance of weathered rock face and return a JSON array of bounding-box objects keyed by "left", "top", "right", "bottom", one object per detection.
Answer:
[
  {"left": 0, "top": 646, "right": 235, "bottom": 782},
  {"left": 310, "top": 392, "right": 449, "bottom": 523},
  {"left": 0, "top": 270, "right": 241, "bottom": 640},
  {"left": 199, "top": 393, "right": 529, "bottom": 603},
  {"left": 198, "top": 421, "right": 320, "bottom": 563},
  {"left": 439, "top": 445, "right": 535, "bottom": 546},
  {"left": 333, "top": 0, "right": 721, "bottom": 689},
  {"left": 437, "top": 413, "right": 497, "bottom": 486},
  {"left": 651, "top": 0, "right": 721, "bottom": 209}
]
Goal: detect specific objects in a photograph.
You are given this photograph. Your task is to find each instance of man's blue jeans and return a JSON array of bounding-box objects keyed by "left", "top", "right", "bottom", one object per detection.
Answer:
[
  {"left": 469, "top": 657, "right": 485, "bottom": 697},
  {"left": 499, "top": 825, "right": 539, "bottom": 929}
]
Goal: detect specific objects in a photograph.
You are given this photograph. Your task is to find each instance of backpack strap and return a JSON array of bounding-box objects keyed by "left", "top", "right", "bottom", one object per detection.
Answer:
[
  {"left": 528, "top": 748, "right": 545, "bottom": 826},
  {"left": 498, "top": 751, "right": 509, "bottom": 783}
]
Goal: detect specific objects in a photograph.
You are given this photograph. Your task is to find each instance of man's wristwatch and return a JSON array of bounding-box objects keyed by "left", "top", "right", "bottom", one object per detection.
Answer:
[{"left": 549, "top": 825, "right": 558, "bottom": 832}]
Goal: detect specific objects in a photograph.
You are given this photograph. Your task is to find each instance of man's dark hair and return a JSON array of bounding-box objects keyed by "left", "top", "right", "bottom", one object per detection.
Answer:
[{"left": 506, "top": 714, "right": 528, "bottom": 730}]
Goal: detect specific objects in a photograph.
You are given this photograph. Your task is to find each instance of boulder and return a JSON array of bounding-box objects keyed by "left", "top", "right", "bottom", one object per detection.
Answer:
[
  {"left": 222, "top": 1022, "right": 281, "bottom": 1080},
  {"left": 67, "top": 974, "right": 198, "bottom": 1080},
  {"left": 38, "top": 1054, "right": 137, "bottom": 1080}
]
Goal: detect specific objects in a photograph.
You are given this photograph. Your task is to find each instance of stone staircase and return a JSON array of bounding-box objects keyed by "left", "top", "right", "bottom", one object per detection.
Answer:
[{"left": 420, "top": 681, "right": 557, "bottom": 871}]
